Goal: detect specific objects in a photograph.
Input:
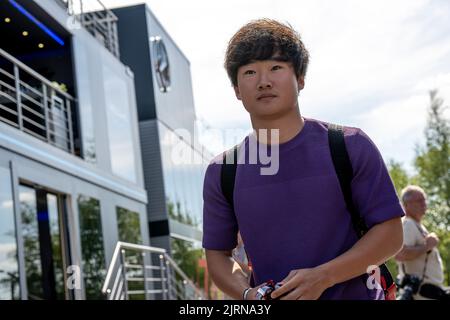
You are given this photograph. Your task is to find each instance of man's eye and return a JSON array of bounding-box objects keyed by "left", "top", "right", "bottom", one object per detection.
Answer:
[
  {"left": 244, "top": 70, "right": 255, "bottom": 75},
  {"left": 272, "top": 65, "right": 282, "bottom": 70}
]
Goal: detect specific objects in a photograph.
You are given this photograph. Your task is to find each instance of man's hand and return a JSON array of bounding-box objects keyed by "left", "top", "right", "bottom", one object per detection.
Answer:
[
  {"left": 270, "top": 267, "right": 333, "bottom": 300},
  {"left": 426, "top": 233, "right": 439, "bottom": 251}
]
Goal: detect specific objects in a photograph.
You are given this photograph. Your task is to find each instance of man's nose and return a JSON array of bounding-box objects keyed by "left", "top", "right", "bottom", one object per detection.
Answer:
[{"left": 257, "top": 74, "right": 272, "bottom": 90}]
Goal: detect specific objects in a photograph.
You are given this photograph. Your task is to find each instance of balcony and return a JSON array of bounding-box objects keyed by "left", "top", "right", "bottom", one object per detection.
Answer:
[
  {"left": 0, "top": 47, "right": 77, "bottom": 154},
  {"left": 57, "top": 0, "right": 120, "bottom": 58}
]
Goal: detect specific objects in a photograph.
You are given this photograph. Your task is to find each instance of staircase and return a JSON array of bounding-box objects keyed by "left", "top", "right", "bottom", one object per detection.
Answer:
[{"left": 102, "top": 242, "right": 205, "bottom": 300}]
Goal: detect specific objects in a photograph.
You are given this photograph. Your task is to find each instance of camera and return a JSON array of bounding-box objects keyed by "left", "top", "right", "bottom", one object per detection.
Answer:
[{"left": 396, "top": 274, "right": 422, "bottom": 300}]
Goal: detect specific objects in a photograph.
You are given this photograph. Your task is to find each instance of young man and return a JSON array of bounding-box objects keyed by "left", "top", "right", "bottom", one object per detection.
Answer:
[
  {"left": 202, "top": 19, "right": 404, "bottom": 300},
  {"left": 395, "top": 186, "right": 449, "bottom": 300}
]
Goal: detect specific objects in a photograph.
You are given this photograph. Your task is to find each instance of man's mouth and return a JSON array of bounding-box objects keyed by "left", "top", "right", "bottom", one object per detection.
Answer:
[{"left": 257, "top": 94, "right": 277, "bottom": 101}]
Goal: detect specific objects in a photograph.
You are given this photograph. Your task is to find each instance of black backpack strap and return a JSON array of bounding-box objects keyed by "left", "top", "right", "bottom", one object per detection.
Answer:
[
  {"left": 221, "top": 145, "right": 238, "bottom": 211},
  {"left": 220, "top": 145, "right": 255, "bottom": 287},
  {"left": 328, "top": 124, "right": 395, "bottom": 297},
  {"left": 328, "top": 123, "right": 368, "bottom": 238}
]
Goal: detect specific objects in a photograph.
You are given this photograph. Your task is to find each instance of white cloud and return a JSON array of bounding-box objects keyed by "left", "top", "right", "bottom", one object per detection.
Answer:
[
  {"left": 0, "top": 243, "right": 17, "bottom": 272},
  {"left": 354, "top": 94, "right": 428, "bottom": 172},
  {"left": 353, "top": 71, "right": 450, "bottom": 173},
  {"left": 101, "top": 0, "right": 450, "bottom": 165}
]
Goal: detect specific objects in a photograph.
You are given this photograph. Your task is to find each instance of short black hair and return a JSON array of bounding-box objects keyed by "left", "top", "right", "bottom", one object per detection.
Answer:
[{"left": 224, "top": 18, "right": 310, "bottom": 87}]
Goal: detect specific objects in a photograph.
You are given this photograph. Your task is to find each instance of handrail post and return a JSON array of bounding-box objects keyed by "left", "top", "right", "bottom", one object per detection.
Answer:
[
  {"left": 66, "top": 97, "right": 75, "bottom": 154},
  {"left": 102, "top": 242, "right": 205, "bottom": 300},
  {"left": 166, "top": 259, "right": 172, "bottom": 300},
  {"left": 159, "top": 254, "right": 167, "bottom": 300},
  {"left": 42, "top": 84, "right": 50, "bottom": 142},
  {"left": 142, "top": 252, "right": 148, "bottom": 300},
  {"left": 13, "top": 65, "right": 22, "bottom": 130},
  {"left": 120, "top": 249, "right": 128, "bottom": 300},
  {"left": 183, "top": 280, "right": 188, "bottom": 300}
]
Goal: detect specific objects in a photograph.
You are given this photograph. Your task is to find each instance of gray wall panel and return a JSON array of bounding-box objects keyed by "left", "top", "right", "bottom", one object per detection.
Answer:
[
  {"left": 139, "top": 120, "right": 167, "bottom": 224},
  {"left": 113, "top": 5, "right": 157, "bottom": 121}
]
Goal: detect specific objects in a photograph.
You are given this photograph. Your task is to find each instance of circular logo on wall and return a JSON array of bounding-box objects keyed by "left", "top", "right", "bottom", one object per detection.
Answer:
[{"left": 150, "top": 36, "right": 171, "bottom": 93}]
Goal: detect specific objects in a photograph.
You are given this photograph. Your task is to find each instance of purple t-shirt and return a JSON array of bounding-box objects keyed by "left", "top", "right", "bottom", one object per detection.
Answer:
[{"left": 202, "top": 118, "right": 404, "bottom": 299}]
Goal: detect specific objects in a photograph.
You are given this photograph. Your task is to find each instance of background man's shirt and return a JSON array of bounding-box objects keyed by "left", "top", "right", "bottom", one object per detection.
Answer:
[{"left": 398, "top": 216, "right": 444, "bottom": 298}]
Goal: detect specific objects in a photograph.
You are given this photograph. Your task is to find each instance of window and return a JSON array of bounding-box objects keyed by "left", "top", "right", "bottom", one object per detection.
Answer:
[
  {"left": 116, "top": 207, "right": 142, "bottom": 244},
  {"left": 116, "top": 207, "right": 143, "bottom": 300},
  {"left": 102, "top": 63, "right": 137, "bottom": 183},
  {"left": 0, "top": 167, "right": 19, "bottom": 299},
  {"left": 19, "top": 185, "right": 69, "bottom": 300},
  {"left": 78, "top": 195, "right": 105, "bottom": 300},
  {"left": 19, "top": 185, "right": 42, "bottom": 300}
]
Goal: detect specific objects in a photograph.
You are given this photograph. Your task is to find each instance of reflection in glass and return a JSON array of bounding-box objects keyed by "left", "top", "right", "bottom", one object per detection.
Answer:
[
  {"left": 116, "top": 207, "right": 142, "bottom": 245},
  {"left": 47, "top": 194, "right": 65, "bottom": 299},
  {"left": 78, "top": 195, "right": 105, "bottom": 300},
  {"left": 170, "top": 237, "right": 204, "bottom": 296},
  {"left": 19, "top": 186, "right": 69, "bottom": 300},
  {"left": 158, "top": 123, "right": 204, "bottom": 228},
  {"left": 0, "top": 168, "right": 19, "bottom": 300},
  {"left": 116, "top": 207, "right": 143, "bottom": 299},
  {"left": 103, "top": 63, "right": 137, "bottom": 183},
  {"left": 76, "top": 42, "right": 96, "bottom": 163},
  {"left": 19, "top": 185, "right": 43, "bottom": 300}
]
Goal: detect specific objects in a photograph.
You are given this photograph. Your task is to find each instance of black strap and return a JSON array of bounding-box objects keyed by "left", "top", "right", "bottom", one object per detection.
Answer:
[
  {"left": 401, "top": 219, "right": 431, "bottom": 281},
  {"left": 328, "top": 124, "right": 394, "bottom": 291},
  {"left": 413, "top": 221, "right": 430, "bottom": 281},
  {"left": 221, "top": 145, "right": 238, "bottom": 212},
  {"left": 327, "top": 124, "right": 368, "bottom": 238}
]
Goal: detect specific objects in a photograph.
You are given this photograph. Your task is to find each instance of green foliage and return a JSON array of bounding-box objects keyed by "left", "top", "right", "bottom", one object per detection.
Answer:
[
  {"left": 116, "top": 207, "right": 144, "bottom": 300},
  {"left": 167, "top": 199, "right": 199, "bottom": 227},
  {"left": 387, "top": 159, "right": 411, "bottom": 198},
  {"left": 117, "top": 207, "right": 142, "bottom": 245},
  {"left": 415, "top": 91, "right": 450, "bottom": 285},
  {"left": 414, "top": 90, "right": 450, "bottom": 230},
  {"left": 171, "top": 238, "right": 205, "bottom": 286},
  {"left": 386, "top": 258, "right": 400, "bottom": 282},
  {"left": 78, "top": 196, "right": 106, "bottom": 300},
  {"left": 388, "top": 90, "right": 450, "bottom": 286},
  {"left": 167, "top": 198, "right": 206, "bottom": 293}
]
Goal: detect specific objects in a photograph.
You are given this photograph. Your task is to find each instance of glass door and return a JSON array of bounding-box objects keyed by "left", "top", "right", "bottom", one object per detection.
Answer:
[{"left": 19, "top": 185, "right": 71, "bottom": 300}]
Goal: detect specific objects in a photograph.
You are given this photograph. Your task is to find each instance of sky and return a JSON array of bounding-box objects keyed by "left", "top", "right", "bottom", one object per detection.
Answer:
[{"left": 98, "top": 0, "right": 450, "bottom": 173}]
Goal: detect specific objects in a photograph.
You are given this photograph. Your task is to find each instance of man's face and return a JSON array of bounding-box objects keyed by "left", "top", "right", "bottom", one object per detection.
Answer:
[
  {"left": 404, "top": 191, "right": 427, "bottom": 220},
  {"left": 233, "top": 59, "right": 304, "bottom": 119}
]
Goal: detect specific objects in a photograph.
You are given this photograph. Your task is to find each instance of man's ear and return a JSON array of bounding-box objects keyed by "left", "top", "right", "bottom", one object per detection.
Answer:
[
  {"left": 234, "top": 85, "right": 242, "bottom": 100},
  {"left": 297, "top": 77, "right": 305, "bottom": 91}
]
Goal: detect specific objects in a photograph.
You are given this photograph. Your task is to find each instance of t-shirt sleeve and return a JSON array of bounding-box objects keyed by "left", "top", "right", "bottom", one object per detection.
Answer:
[
  {"left": 402, "top": 219, "right": 419, "bottom": 247},
  {"left": 345, "top": 128, "right": 405, "bottom": 229},
  {"left": 202, "top": 157, "right": 238, "bottom": 250}
]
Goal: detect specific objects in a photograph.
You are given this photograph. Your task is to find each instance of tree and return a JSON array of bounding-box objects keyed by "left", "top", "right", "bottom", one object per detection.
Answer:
[
  {"left": 413, "top": 90, "right": 450, "bottom": 285},
  {"left": 414, "top": 90, "right": 450, "bottom": 229},
  {"left": 388, "top": 159, "right": 411, "bottom": 198},
  {"left": 386, "top": 90, "right": 450, "bottom": 286}
]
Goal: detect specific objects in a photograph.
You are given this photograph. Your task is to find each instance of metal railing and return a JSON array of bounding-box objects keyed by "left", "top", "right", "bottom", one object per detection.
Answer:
[
  {"left": 54, "top": 0, "right": 70, "bottom": 9},
  {"left": 102, "top": 242, "right": 206, "bottom": 300},
  {"left": 60, "top": 0, "right": 120, "bottom": 58},
  {"left": 0, "top": 48, "right": 77, "bottom": 154}
]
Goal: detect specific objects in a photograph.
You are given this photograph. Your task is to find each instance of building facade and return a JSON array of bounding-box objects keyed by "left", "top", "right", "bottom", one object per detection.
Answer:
[
  {"left": 112, "top": 4, "right": 208, "bottom": 253},
  {"left": 0, "top": 0, "right": 149, "bottom": 299}
]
